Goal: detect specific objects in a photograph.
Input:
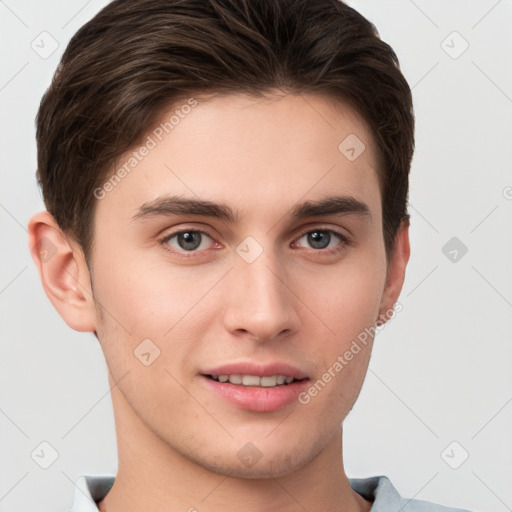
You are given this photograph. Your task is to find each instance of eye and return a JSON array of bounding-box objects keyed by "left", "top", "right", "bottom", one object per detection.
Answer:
[
  {"left": 160, "top": 228, "right": 217, "bottom": 255},
  {"left": 293, "top": 228, "right": 349, "bottom": 253},
  {"left": 159, "top": 226, "right": 350, "bottom": 258}
]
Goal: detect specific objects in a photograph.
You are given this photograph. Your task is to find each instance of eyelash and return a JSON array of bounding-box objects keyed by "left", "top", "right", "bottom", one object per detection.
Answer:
[{"left": 158, "top": 227, "right": 350, "bottom": 259}]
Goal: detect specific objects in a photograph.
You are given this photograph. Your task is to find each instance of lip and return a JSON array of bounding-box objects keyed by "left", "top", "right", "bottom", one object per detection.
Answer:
[
  {"left": 199, "top": 362, "right": 310, "bottom": 413},
  {"left": 201, "top": 375, "right": 310, "bottom": 412},
  {"left": 200, "top": 362, "right": 309, "bottom": 380}
]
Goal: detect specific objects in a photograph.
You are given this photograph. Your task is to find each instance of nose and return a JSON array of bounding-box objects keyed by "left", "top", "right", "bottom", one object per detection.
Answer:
[{"left": 222, "top": 247, "right": 300, "bottom": 343}]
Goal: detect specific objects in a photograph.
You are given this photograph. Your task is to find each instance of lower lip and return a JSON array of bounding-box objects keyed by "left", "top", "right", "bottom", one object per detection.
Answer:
[{"left": 201, "top": 376, "right": 310, "bottom": 412}]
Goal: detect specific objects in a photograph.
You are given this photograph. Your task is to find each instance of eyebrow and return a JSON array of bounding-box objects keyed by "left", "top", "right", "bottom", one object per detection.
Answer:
[{"left": 131, "top": 194, "right": 372, "bottom": 224}]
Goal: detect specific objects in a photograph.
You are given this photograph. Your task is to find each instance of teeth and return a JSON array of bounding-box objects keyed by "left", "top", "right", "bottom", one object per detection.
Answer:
[
  {"left": 229, "top": 375, "right": 243, "bottom": 385},
  {"left": 210, "top": 374, "right": 298, "bottom": 387},
  {"left": 242, "top": 375, "right": 261, "bottom": 386},
  {"left": 260, "top": 376, "right": 277, "bottom": 387}
]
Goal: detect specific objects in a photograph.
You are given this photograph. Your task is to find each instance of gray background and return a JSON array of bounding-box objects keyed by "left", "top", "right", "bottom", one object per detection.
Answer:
[{"left": 1, "top": 0, "right": 511, "bottom": 511}]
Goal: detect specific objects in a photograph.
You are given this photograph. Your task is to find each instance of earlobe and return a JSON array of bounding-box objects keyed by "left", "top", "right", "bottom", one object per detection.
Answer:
[
  {"left": 377, "top": 219, "right": 411, "bottom": 324},
  {"left": 27, "top": 211, "right": 97, "bottom": 333}
]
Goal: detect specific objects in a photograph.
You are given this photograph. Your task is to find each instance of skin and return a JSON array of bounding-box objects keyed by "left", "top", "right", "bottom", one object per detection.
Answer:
[{"left": 28, "top": 91, "right": 410, "bottom": 512}]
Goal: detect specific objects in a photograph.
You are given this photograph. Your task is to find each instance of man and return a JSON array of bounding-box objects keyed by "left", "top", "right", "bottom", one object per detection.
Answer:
[{"left": 28, "top": 0, "right": 471, "bottom": 510}]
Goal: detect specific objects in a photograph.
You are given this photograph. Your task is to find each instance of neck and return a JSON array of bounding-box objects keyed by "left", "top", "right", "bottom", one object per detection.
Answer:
[{"left": 97, "top": 375, "right": 371, "bottom": 512}]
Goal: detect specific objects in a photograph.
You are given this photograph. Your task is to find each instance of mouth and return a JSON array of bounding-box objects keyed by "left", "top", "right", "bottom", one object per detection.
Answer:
[
  {"left": 203, "top": 374, "right": 307, "bottom": 387},
  {"left": 199, "top": 363, "right": 310, "bottom": 412}
]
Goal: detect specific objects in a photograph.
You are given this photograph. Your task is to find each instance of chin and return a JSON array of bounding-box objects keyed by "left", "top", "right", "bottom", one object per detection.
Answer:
[
  {"left": 189, "top": 439, "right": 321, "bottom": 480},
  {"left": 199, "top": 455, "right": 307, "bottom": 480}
]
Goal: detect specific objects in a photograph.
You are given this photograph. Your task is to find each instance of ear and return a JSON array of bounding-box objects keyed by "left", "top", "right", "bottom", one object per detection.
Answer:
[
  {"left": 377, "top": 218, "right": 410, "bottom": 324},
  {"left": 27, "top": 211, "right": 97, "bottom": 332}
]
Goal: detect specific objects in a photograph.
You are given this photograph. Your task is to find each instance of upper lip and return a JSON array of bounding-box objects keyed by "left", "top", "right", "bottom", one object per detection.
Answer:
[{"left": 201, "top": 362, "right": 309, "bottom": 380}]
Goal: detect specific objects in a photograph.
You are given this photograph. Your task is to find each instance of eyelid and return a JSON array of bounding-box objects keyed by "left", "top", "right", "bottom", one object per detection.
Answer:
[
  {"left": 158, "top": 224, "right": 351, "bottom": 257},
  {"left": 293, "top": 224, "right": 350, "bottom": 241},
  {"left": 291, "top": 226, "right": 351, "bottom": 252},
  {"left": 159, "top": 227, "right": 218, "bottom": 256}
]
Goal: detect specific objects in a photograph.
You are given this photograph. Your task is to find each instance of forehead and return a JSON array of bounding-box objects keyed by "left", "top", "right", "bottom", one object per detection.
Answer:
[{"left": 94, "top": 91, "right": 381, "bottom": 227}]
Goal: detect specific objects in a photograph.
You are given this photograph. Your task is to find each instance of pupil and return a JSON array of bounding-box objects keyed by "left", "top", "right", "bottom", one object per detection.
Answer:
[
  {"left": 308, "top": 231, "right": 330, "bottom": 249},
  {"left": 178, "top": 232, "right": 201, "bottom": 251}
]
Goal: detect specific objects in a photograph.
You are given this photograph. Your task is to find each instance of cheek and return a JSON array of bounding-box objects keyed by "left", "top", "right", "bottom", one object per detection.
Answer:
[
  {"left": 298, "top": 252, "right": 386, "bottom": 339},
  {"left": 293, "top": 247, "right": 386, "bottom": 406},
  {"left": 90, "top": 252, "right": 219, "bottom": 385},
  {"left": 92, "top": 250, "right": 207, "bottom": 335}
]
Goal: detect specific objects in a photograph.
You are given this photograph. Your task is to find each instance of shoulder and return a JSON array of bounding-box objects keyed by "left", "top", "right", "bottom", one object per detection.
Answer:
[
  {"left": 349, "top": 475, "right": 473, "bottom": 512},
  {"left": 70, "top": 475, "right": 115, "bottom": 512}
]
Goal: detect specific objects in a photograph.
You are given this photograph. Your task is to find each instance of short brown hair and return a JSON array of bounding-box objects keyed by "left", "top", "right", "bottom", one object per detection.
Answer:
[{"left": 35, "top": 0, "right": 414, "bottom": 267}]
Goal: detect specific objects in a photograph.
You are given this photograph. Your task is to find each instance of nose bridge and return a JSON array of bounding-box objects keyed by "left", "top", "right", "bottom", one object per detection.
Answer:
[{"left": 224, "top": 242, "right": 297, "bottom": 340}]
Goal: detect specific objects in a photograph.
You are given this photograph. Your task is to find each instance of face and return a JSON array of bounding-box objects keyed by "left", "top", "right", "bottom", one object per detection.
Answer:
[{"left": 84, "top": 92, "right": 402, "bottom": 477}]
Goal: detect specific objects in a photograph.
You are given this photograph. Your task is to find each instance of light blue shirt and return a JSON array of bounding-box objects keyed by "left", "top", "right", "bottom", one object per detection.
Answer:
[{"left": 70, "top": 474, "right": 472, "bottom": 511}]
